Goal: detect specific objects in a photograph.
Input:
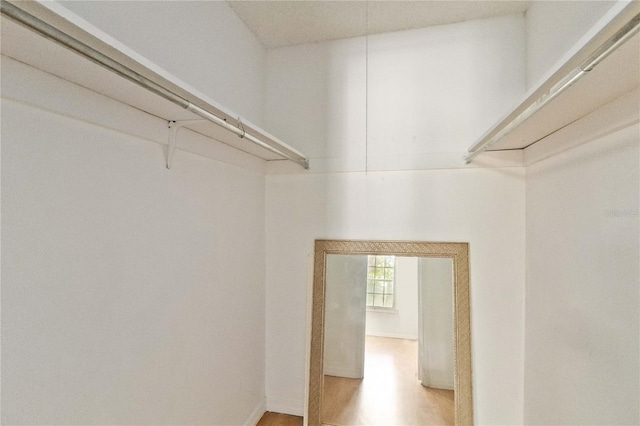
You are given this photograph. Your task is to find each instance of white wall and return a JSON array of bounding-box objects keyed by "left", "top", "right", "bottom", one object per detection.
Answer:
[
  {"left": 524, "top": 124, "right": 639, "bottom": 424},
  {"left": 59, "top": 0, "right": 267, "bottom": 127},
  {"left": 3, "top": 2, "right": 270, "bottom": 423},
  {"left": 324, "top": 255, "right": 367, "bottom": 379},
  {"left": 366, "top": 256, "right": 419, "bottom": 340},
  {"left": 265, "top": 14, "right": 525, "bottom": 172},
  {"left": 1, "top": 57, "right": 267, "bottom": 424},
  {"left": 419, "top": 258, "right": 455, "bottom": 391},
  {"left": 525, "top": 1, "right": 617, "bottom": 89},
  {"left": 264, "top": 13, "right": 527, "bottom": 423},
  {"left": 265, "top": 168, "right": 526, "bottom": 422}
]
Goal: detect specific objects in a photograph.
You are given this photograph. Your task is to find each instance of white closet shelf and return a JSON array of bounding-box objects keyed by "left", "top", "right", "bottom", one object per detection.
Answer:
[
  {"left": 466, "top": 1, "right": 640, "bottom": 163},
  {"left": 0, "top": 0, "right": 309, "bottom": 169}
]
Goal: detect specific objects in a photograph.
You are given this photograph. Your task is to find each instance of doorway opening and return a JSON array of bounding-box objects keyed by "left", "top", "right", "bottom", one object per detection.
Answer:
[{"left": 322, "top": 255, "right": 455, "bottom": 425}]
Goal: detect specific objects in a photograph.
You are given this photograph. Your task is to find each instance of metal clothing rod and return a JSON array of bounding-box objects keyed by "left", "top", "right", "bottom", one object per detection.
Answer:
[
  {"left": 464, "top": 10, "right": 640, "bottom": 164},
  {"left": 0, "top": 0, "right": 310, "bottom": 169}
]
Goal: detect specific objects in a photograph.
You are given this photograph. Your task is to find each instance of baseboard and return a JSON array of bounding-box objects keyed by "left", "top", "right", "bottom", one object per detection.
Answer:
[
  {"left": 422, "top": 380, "right": 455, "bottom": 391},
  {"left": 324, "top": 366, "right": 362, "bottom": 379},
  {"left": 244, "top": 397, "right": 266, "bottom": 426},
  {"left": 366, "top": 332, "right": 418, "bottom": 340},
  {"left": 266, "top": 396, "right": 304, "bottom": 417}
]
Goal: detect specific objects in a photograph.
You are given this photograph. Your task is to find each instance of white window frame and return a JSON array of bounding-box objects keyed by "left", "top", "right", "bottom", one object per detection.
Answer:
[{"left": 366, "top": 255, "right": 397, "bottom": 312}]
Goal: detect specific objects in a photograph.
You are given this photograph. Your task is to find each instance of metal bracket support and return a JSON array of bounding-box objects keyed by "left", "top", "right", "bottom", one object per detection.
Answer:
[{"left": 166, "top": 119, "right": 207, "bottom": 169}]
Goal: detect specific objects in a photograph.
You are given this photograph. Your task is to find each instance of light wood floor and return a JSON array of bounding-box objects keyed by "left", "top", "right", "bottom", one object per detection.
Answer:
[
  {"left": 256, "top": 411, "right": 303, "bottom": 426},
  {"left": 322, "top": 336, "right": 454, "bottom": 425}
]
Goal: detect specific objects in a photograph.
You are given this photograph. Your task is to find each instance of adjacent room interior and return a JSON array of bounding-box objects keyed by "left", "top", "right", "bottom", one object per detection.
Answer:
[
  {"left": 1, "top": 1, "right": 638, "bottom": 425},
  {"left": 322, "top": 253, "right": 456, "bottom": 425}
]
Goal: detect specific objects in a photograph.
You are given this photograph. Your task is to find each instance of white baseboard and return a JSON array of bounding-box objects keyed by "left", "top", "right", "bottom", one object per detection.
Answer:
[
  {"left": 366, "top": 332, "right": 418, "bottom": 340},
  {"left": 244, "top": 397, "right": 266, "bottom": 426},
  {"left": 422, "top": 380, "right": 455, "bottom": 391},
  {"left": 266, "top": 396, "right": 304, "bottom": 417},
  {"left": 324, "top": 366, "right": 363, "bottom": 379}
]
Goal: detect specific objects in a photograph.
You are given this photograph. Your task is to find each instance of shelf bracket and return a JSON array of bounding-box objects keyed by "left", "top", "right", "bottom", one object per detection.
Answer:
[{"left": 166, "top": 119, "right": 207, "bottom": 169}]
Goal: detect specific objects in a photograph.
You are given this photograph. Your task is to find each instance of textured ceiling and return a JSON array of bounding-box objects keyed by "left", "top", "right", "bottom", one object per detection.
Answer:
[{"left": 228, "top": 1, "right": 530, "bottom": 48}]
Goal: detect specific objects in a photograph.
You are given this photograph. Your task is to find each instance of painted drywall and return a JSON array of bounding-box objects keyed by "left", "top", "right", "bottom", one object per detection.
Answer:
[
  {"left": 59, "top": 0, "right": 267, "bottom": 127},
  {"left": 366, "top": 256, "right": 419, "bottom": 340},
  {"left": 324, "top": 255, "right": 367, "bottom": 379},
  {"left": 265, "top": 168, "right": 526, "bottom": 422},
  {"left": 525, "top": 1, "right": 617, "bottom": 89},
  {"left": 419, "top": 258, "right": 455, "bottom": 391},
  {"left": 265, "top": 14, "right": 525, "bottom": 171},
  {"left": 264, "top": 13, "right": 526, "bottom": 422},
  {"left": 1, "top": 58, "right": 267, "bottom": 425},
  {"left": 524, "top": 124, "right": 639, "bottom": 424}
]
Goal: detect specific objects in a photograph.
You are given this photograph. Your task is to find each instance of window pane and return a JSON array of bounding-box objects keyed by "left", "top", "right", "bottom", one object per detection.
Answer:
[
  {"left": 373, "top": 294, "right": 383, "bottom": 306},
  {"left": 366, "top": 256, "right": 396, "bottom": 309},
  {"left": 384, "top": 295, "right": 394, "bottom": 308},
  {"left": 384, "top": 268, "right": 393, "bottom": 280}
]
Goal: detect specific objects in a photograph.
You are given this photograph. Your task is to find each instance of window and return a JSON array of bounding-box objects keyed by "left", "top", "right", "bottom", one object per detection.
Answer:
[{"left": 366, "top": 255, "right": 396, "bottom": 309}]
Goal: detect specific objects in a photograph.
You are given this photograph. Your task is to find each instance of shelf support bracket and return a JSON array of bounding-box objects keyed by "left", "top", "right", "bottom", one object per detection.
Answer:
[{"left": 166, "top": 119, "right": 207, "bottom": 169}]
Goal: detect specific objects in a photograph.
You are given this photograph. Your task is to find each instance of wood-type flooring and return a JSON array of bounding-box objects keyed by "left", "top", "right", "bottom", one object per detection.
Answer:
[
  {"left": 257, "top": 336, "right": 454, "bottom": 425},
  {"left": 322, "top": 336, "right": 454, "bottom": 425}
]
